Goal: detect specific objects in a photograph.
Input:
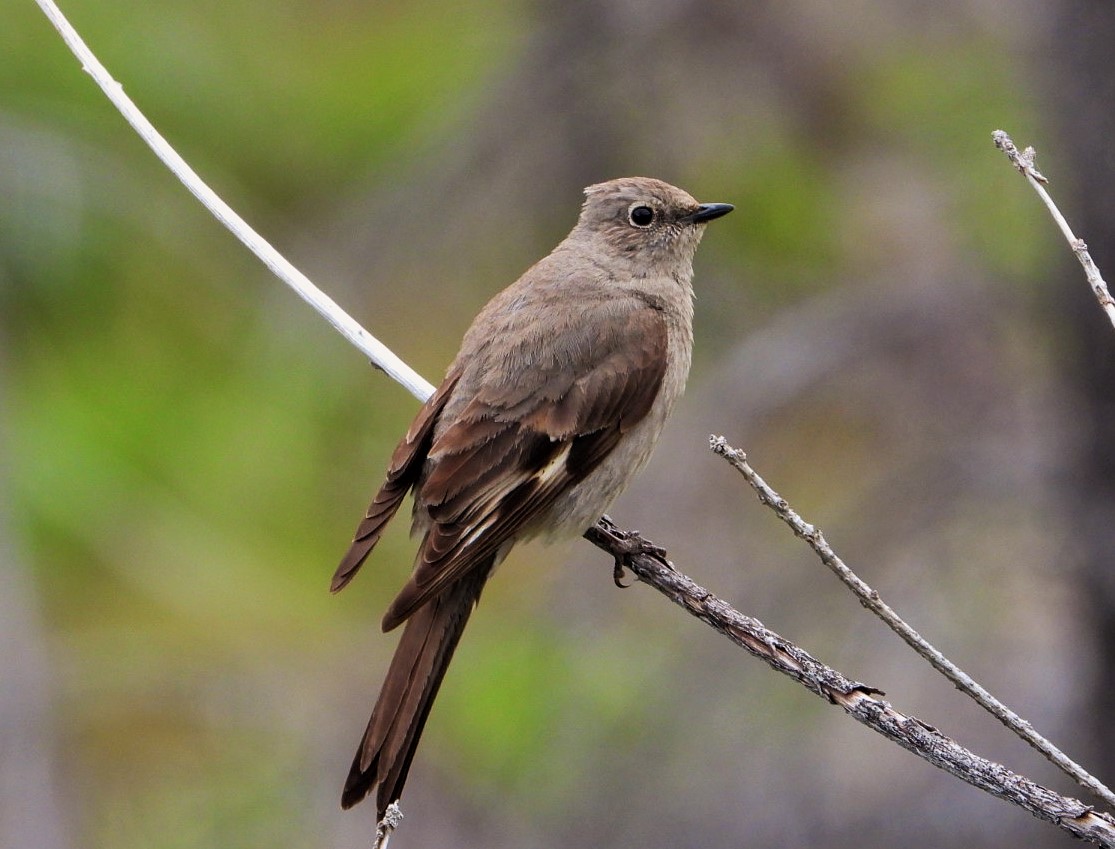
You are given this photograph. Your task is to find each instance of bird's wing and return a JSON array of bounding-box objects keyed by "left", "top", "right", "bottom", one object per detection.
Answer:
[
  {"left": 381, "top": 297, "right": 668, "bottom": 630},
  {"left": 330, "top": 372, "right": 462, "bottom": 593}
]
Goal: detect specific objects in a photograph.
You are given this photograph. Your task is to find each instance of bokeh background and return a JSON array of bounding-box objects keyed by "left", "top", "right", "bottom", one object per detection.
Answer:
[{"left": 4, "top": 1, "right": 1115, "bottom": 847}]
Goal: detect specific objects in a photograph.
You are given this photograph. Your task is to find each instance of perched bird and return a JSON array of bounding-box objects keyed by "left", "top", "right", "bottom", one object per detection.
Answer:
[{"left": 332, "top": 176, "right": 733, "bottom": 821}]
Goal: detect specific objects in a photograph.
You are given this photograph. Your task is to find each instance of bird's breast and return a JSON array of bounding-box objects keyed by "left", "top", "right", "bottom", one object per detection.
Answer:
[{"left": 529, "top": 309, "right": 693, "bottom": 541}]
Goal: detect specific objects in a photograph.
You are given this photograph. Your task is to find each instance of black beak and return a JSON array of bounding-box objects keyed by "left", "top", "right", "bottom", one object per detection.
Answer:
[{"left": 684, "top": 202, "right": 734, "bottom": 224}]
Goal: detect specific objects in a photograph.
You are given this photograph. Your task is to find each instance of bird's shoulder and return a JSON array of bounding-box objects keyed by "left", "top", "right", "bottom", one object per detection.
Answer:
[{"left": 457, "top": 253, "right": 669, "bottom": 379}]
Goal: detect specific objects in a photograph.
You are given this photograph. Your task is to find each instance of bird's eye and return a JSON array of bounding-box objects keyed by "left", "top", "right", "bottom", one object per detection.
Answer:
[{"left": 628, "top": 204, "right": 655, "bottom": 227}]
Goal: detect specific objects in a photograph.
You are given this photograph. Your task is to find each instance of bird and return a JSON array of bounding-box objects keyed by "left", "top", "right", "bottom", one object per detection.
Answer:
[{"left": 331, "top": 176, "right": 733, "bottom": 822}]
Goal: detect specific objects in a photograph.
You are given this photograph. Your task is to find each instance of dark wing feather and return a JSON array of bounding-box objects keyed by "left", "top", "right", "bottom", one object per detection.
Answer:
[
  {"left": 330, "top": 371, "right": 462, "bottom": 593},
  {"left": 380, "top": 301, "right": 668, "bottom": 630}
]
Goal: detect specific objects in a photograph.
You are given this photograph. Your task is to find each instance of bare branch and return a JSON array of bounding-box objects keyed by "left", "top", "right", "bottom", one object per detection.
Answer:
[
  {"left": 584, "top": 516, "right": 1115, "bottom": 846},
  {"left": 32, "top": 0, "right": 436, "bottom": 404},
  {"left": 373, "top": 802, "right": 402, "bottom": 849},
  {"left": 708, "top": 435, "right": 1115, "bottom": 808},
  {"left": 992, "top": 129, "right": 1115, "bottom": 331}
]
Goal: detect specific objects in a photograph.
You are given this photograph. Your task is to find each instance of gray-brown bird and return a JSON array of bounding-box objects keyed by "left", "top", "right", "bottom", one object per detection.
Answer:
[{"left": 331, "top": 177, "right": 732, "bottom": 820}]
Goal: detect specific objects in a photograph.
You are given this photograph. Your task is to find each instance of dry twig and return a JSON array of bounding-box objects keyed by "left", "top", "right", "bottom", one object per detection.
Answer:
[
  {"left": 708, "top": 435, "right": 1115, "bottom": 809},
  {"left": 373, "top": 802, "right": 402, "bottom": 849},
  {"left": 992, "top": 129, "right": 1115, "bottom": 330},
  {"left": 32, "top": 0, "right": 435, "bottom": 403},
  {"left": 584, "top": 517, "right": 1115, "bottom": 846}
]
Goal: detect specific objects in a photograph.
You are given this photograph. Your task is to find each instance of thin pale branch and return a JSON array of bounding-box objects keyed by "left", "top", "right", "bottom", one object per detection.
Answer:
[
  {"left": 32, "top": 0, "right": 436, "bottom": 404},
  {"left": 585, "top": 517, "right": 1115, "bottom": 846},
  {"left": 373, "top": 802, "right": 402, "bottom": 849},
  {"left": 992, "top": 129, "right": 1115, "bottom": 331},
  {"left": 708, "top": 435, "right": 1115, "bottom": 809}
]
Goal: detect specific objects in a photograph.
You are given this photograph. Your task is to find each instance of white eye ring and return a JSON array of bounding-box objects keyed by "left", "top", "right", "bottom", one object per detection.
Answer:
[{"left": 628, "top": 203, "right": 655, "bottom": 228}]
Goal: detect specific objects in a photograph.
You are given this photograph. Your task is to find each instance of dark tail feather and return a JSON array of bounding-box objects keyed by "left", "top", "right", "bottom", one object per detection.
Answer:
[{"left": 341, "top": 567, "right": 490, "bottom": 819}]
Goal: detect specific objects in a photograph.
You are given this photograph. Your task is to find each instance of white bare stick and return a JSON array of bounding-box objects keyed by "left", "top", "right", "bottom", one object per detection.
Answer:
[
  {"left": 992, "top": 129, "right": 1115, "bottom": 331},
  {"left": 709, "top": 435, "right": 1115, "bottom": 809},
  {"left": 373, "top": 802, "right": 402, "bottom": 849},
  {"left": 33, "top": 0, "right": 436, "bottom": 404}
]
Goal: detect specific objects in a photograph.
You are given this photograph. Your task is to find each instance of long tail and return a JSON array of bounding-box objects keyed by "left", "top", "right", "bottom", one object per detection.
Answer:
[{"left": 341, "top": 567, "right": 490, "bottom": 819}]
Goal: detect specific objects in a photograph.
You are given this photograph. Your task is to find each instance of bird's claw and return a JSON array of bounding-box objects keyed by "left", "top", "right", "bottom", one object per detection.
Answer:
[{"left": 610, "top": 529, "right": 668, "bottom": 588}]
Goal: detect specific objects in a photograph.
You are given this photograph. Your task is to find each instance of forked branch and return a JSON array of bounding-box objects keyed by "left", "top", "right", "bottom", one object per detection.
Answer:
[{"left": 585, "top": 516, "right": 1115, "bottom": 846}]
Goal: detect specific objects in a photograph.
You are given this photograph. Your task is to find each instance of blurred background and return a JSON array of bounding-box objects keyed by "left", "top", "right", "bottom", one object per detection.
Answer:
[{"left": 4, "top": 1, "right": 1115, "bottom": 847}]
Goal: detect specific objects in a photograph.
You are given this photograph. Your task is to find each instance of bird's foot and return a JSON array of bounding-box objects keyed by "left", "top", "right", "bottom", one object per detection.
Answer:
[{"left": 609, "top": 527, "right": 668, "bottom": 587}]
